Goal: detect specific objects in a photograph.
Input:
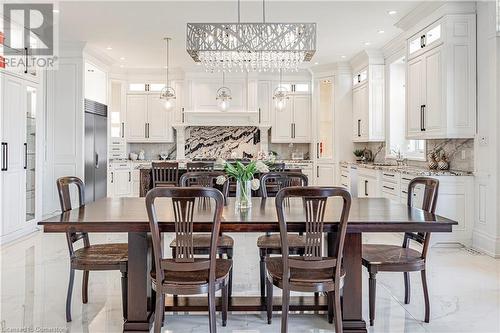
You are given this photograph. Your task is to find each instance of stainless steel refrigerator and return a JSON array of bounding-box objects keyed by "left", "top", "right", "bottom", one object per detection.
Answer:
[{"left": 84, "top": 99, "right": 108, "bottom": 203}]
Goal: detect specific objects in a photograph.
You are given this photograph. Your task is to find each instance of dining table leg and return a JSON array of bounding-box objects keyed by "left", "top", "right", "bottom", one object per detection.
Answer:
[
  {"left": 329, "top": 232, "right": 367, "bottom": 333},
  {"left": 123, "top": 232, "right": 154, "bottom": 332}
]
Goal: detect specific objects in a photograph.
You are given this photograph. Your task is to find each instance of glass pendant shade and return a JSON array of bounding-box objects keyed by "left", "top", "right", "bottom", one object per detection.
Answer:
[
  {"left": 160, "top": 87, "right": 176, "bottom": 111},
  {"left": 160, "top": 37, "right": 176, "bottom": 110},
  {"left": 273, "top": 86, "right": 289, "bottom": 111},
  {"left": 216, "top": 87, "right": 232, "bottom": 111}
]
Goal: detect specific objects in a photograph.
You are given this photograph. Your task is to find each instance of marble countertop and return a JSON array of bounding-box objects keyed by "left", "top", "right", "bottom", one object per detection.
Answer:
[
  {"left": 110, "top": 159, "right": 313, "bottom": 170},
  {"left": 340, "top": 161, "right": 473, "bottom": 177}
]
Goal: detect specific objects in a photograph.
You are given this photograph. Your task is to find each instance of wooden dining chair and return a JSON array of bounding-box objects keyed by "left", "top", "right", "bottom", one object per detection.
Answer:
[
  {"left": 146, "top": 187, "right": 231, "bottom": 333},
  {"left": 362, "top": 177, "right": 439, "bottom": 325},
  {"left": 257, "top": 172, "right": 308, "bottom": 298},
  {"left": 170, "top": 171, "right": 233, "bottom": 297},
  {"left": 186, "top": 161, "right": 215, "bottom": 172},
  {"left": 56, "top": 177, "right": 128, "bottom": 322},
  {"left": 151, "top": 161, "right": 179, "bottom": 187},
  {"left": 266, "top": 186, "right": 352, "bottom": 333}
]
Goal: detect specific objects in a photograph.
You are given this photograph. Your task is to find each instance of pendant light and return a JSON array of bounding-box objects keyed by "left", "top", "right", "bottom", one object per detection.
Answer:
[
  {"left": 160, "top": 37, "right": 176, "bottom": 111},
  {"left": 216, "top": 72, "right": 232, "bottom": 111},
  {"left": 273, "top": 69, "right": 289, "bottom": 111}
]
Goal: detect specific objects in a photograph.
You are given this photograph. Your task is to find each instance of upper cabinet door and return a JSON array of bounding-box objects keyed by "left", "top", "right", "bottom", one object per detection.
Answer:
[
  {"left": 147, "top": 94, "right": 173, "bottom": 142},
  {"left": 271, "top": 100, "right": 293, "bottom": 142},
  {"left": 126, "top": 94, "right": 147, "bottom": 141},
  {"left": 292, "top": 95, "right": 311, "bottom": 142},
  {"left": 424, "top": 46, "right": 444, "bottom": 134},
  {"left": 258, "top": 81, "right": 271, "bottom": 125},
  {"left": 352, "top": 87, "right": 362, "bottom": 140},
  {"left": 358, "top": 84, "right": 369, "bottom": 139},
  {"left": 406, "top": 57, "right": 424, "bottom": 137}
]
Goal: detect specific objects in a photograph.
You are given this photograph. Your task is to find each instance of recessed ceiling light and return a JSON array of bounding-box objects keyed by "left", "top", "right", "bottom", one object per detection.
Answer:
[
  {"left": 387, "top": 10, "right": 397, "bottom": 15},
  {"left": 378, "top": 30, "right": 385, "bottom": 34},
  {"left": 341, "top": 55, "right": 347, "bottom": 59},
  {"left": 364, "top": 42, "right": 371, "bottom": 46},
  {"left": 106, "top": 46, "right": 112, "bottom": 50},
  {"left": 120, "top": 57, "right": 125, "bottom": 60},
  {"left": 314, "top": 62, "right": 319, "bottom": 65}
]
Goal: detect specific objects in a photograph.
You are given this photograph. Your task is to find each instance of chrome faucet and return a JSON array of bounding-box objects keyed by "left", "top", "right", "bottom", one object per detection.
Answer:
[{"left": 391, "top": 149, "right": 408, "bottom": 166}]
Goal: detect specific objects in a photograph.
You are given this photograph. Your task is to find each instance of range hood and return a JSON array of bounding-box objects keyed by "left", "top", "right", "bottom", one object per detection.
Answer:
[{"left": 181, "top": 110, "right": 260, "bottom": 126}]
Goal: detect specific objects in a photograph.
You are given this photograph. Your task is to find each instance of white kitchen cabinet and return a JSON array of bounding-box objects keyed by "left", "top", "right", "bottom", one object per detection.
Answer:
[
  {"left": 406, "top": 14, "right": 476, "bottom": 139},
  {"left": 1, "top": 72, "right": 40, "bottom": 241},
  {"left": 112, "top": 169, "right": 132, "bottom": 197},
  {"left": 351, "top": 65, "right": 385, "bottom": 142},
  {"left": 271, "top": 94, "right": 311, "bottom": 143},
  {"left": 315, "top": 164, "right": 336, "bottom": 186},
  {"left": 126, "top": 93, "right": 174, "bottom": 143},
  {"left": 357, "top": 168, "right": 381, "bottom": 198},
  {"left": 258, "top": 81, "right": 272, "bottom": 125}
]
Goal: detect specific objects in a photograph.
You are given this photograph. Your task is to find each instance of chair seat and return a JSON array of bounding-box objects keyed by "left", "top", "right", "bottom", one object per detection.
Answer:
[
  {"left": 257, "top": 234, "right": 306, "bottom": 249},
  {"left": 266, "top": 257, "right": 345, "bottom": 284},
  {"left": 362, "top": 244, "right": 424, "bottom": 266},
  {"left": 170, "top": 234, "right": 234, "bottom": 249},
  {"left": 72, "top": 243, "right": 128, "bottom": 267},
  {"left": 151, "top": 259, "right": 232, "bottom": 285}
]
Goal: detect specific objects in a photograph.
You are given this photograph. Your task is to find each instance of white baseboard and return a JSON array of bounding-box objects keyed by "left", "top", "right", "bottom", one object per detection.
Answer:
[
  {"left": 0, "top": 224, "right": 40, "bottom": 246},
  {"left": 472, "top": 230, "right": 500, "bottom": 258}
]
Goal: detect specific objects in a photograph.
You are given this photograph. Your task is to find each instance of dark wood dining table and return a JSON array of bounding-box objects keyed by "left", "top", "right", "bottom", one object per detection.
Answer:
[{"left": 39, "top": 196, "right": 457, "bottom": 333}]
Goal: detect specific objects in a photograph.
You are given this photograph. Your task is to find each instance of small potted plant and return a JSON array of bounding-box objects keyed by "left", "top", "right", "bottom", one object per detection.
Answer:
[
  {"left": 353, "top": 149, "right": 365, "bottom": 162},
  {"left": 218, "top": 160, "right": 269, "bottom": 209}
]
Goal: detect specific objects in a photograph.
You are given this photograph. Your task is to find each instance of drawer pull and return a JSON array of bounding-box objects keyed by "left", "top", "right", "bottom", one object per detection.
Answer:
[
  {"left": 383, "top": 185, "right": 395, "bottom": 190},
  {"left": 383, "top": 173, "right": 395, "bottom": 177}
]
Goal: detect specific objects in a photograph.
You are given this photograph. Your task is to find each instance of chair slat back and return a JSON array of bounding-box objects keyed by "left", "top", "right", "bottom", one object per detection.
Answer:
[
  {"left": 276, "top": 187, "right": 351, "bottom": 279},
  {"left": 56, "top": 177, "right": 89, "bottom": 255},
  {"left": 180, "top": 171, "right": 229, "bottom": 203},
  {"left": 152, "top": 162, "right": 179, "bottom": 187},
  {"left": 260, "top": 172, "right": 308, "bottom": 198},
  {"left": 404, "top": 177, "right": 439, "bottom": 258},
  {"left": 145, "top": 187, "right": 224, "bottom": 283},
  {"left": 186, "top": 162, "right": 214, "bottom": 172}
]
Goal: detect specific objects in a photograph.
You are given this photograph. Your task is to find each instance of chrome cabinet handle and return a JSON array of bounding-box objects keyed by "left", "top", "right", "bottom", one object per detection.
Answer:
[
  {"left": 111, "top": 172, "right": 114, "bottom": 183},
  {"left": 357, "top": 119, "right": 361, "bottom": 137},
  {"left": 121, "top": 122, "right": 124, "bottom": 138},
  {"left": 129, "top": 171, "right": 131, "bottom": 182},
  {"left": 316, "top": 166, "right": 319, "bottom": 178},
  {"left": 383, "top": 185, "right": 395, "bottom": 190},
  {"left": 316, "top": 143, "right": 320, "bottom": 159},
  {"left": 364, "top": 180, "right": 368, "bottom": 196},
  {"left": 95, "top": 153, "right": 99, "bottom": 168}
]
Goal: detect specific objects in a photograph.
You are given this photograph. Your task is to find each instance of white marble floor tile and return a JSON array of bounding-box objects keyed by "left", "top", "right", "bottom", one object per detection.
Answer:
[{"left": 1, "top": 231, "right": 499, "bottom": 333}]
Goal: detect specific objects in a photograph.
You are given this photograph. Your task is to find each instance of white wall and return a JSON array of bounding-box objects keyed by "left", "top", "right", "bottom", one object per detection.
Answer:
[{"left": 472, "top": 1, "right": 500, "bottom": 257}]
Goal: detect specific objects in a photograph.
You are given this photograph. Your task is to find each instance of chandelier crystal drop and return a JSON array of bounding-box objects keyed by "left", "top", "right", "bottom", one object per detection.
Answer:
[
  {"left": 186, "top": 0, "right": 316, "bottom": 72},
  {"left": 160, "top": 37, "right": 176, "bottom": 110}
]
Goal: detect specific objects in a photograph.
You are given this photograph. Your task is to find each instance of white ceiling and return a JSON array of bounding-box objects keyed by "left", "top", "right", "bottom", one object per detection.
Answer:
[{"left": 58, "top": 1, "right": 421, "bottom": 71}]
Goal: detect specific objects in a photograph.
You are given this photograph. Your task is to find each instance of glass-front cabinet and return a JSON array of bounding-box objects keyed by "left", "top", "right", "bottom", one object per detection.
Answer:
[
  {"left": 316, "top": 78, "right": 334, "bottom": 160},
  {"left": 25, "top": 86, "right": 37, "bottom": 222}
]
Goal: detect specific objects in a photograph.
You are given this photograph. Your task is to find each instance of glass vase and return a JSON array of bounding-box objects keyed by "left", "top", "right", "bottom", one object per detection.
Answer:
[{"left": 236, "top": 180, "right": 252, "bottom": 209}]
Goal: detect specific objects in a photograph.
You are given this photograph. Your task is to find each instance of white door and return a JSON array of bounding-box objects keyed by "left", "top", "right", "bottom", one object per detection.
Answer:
[
  {"left": 358, "top": 84, "right": 369, "bottom": 140},
  {"left": 147, "top": 94, "right": 173, "bottom": 142},
  {"left": 352, "top": 87, "right": 362, "bottom": 140},
  {"left": 407, "top": 56, "right": 424, "bottom": 137},
  {"left": 316, "top": 164, "right": 335, "bottom": 186},
  {"left": 271, "top": 100, "right": 293, "bottom": 142},
  {"left": 424, "top": 46, "right": 444, "bottom": 135},
  {"left": 292, "top": 95, "right": 311, "bottom": 142},
  {"left": 112, "top": 170, "right": 131, "bottom": 197},
  {"left": 1, "top": 75, "right": 26, "bottom": 236},
  {"left": 126, "top": 94, "right": 147, "bottom": 141},
  {"left": 258, "top": 81, "right": 271, "bottom": 125}
]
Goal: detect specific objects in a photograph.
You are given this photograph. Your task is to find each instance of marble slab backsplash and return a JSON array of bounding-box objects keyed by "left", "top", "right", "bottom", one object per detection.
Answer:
[
  {"left": 353, "top": 139, "right": 474, "bottom": 172},
  {"left": 185, "top": 126, "right": 260, "bottom": 159}
]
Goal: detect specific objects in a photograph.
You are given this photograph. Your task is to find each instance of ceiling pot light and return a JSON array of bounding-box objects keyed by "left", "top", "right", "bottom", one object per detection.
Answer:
[
  {"left": 186, "top": 0, "right": 316, "bottom": 72},
  {"left": 159, "top": 37, "right": 176, "bottom": 111},
  {"left": 216, "top": 72, "right": 232, "bottom": 111},
  {"left": 364, "top": 42, "right": 371, "bottom": 46},
  {"left": 106, "top": 46, "right": 112, "bottom": 50},
  {"left": 387, "top": 10, "right": 397, "bottom": 15},
  {"left": 378, "top": 30, "right": 385, "bottom": 34},
  {"left": 272, "top": 69, "right": 289, "bottom": 111}
]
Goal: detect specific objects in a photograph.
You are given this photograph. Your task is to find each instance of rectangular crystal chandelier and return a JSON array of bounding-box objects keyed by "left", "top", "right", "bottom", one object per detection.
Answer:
[{"left": 186, "top": 22, "right": 316, "bottom": 72}]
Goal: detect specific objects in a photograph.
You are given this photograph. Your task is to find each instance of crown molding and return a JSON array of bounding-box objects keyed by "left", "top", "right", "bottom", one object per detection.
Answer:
[{"left": 350, "top": 49, "right": 384, "bottom": 72}]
